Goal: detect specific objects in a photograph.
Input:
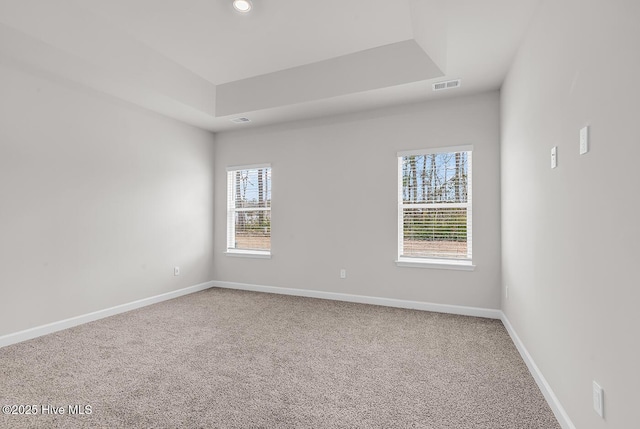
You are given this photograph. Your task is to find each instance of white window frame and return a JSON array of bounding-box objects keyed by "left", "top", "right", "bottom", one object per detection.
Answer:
[
  {"left": 396, "top": 146, "right": 475, "bottom": 271},
  {"left": 226, "top": 163, "right": 272, "bottom": 259}
]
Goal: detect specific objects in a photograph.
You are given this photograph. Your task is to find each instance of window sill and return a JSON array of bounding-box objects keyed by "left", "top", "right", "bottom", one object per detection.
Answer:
[
  {"left": 225, "top": 250, "right": 271, "bottom": 259},
  {"left": 395, "top": 258, "right": 475, "bottom": 271}
]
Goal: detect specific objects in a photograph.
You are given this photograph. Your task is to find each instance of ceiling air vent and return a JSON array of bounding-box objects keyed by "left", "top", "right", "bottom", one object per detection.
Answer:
[
  {"left": 432, "top": 79, "right": 461, "bottom": 92},
  {"left": 230, "top": 117, "right": 251, "bottom": 124}
]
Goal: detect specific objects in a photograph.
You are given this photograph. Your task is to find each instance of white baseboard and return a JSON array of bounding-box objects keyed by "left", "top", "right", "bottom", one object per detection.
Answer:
[
  {"left": 0, "top": 278, "right": 573, "bottom": 429},
  {"left": 500, "top": 313, "right": 576, "bottom": 429},
  {"left": 0, "top": 280, "right": 215, "bottom": 348},
  {"left": 211, "top": 280, "right": 502, "bottom": 319}
]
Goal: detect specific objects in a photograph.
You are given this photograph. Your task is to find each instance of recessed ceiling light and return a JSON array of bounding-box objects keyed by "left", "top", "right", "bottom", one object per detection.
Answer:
[{"left": 233, "top": 0, "right": 252, "bottom": 13}]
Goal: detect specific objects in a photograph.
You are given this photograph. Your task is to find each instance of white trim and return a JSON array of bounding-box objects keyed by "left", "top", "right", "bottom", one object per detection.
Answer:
[
  {"left": 227, "top": 170, "right": 236, "bottom": 249},
  {"left": 397, "top": 156, "right": 404, "bottom": 257},
  {"left": 234, "top": 207, "right": 271, "bottom": 212},
  {"left": 225, "top": 250, "right": 271, "bottom": 259},
  {"left": 0, "top": 280, "right": 215, "bottom": 349},
  {"left": 402, "top": 202, "right": 469, "bottom": 209},
  {"left": 395, "top": 259, "right": 475, "bottom": 271},
  {"left": 466, "top": 150, "right": 473, "bottom": 259},
  {"left": 226, "top": 163, "right": 271, "bottom": 172},
  {"left": 500, "top": 313, "right": 576, "bottom": 429},
  {"left": 211, "top": 280, "right": 500, "bottom": 319},
  {"left": 397, "top": 145, "right": 473, "bottom": 157},
  {"left": 0, "top": 277, "right": 573, "bottom": 429}
]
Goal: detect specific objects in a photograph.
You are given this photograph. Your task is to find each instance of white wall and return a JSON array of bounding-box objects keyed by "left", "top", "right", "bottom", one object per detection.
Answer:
[
  {"left": 0, "top": 62, "right": 215, "bottom": 336},
  {"left": 214, "top": 92, "right": 501, "bottom": 309},
  {"left": 501, "top": 0, "right": 640, "bottom": 427}
]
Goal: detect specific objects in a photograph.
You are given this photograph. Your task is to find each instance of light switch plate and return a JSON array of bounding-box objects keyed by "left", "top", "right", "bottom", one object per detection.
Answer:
[
  {"left": 580, "top": 126, "right": 589, "bottom": 155},
  {"left": 593, "top": 381, "right": 604, "bottom": 418},
  {"left": 551, "top": 146, "right": 557, "bottom": 169}
]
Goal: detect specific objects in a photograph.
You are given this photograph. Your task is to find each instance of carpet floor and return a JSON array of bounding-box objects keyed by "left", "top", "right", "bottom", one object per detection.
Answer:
[{"left": 0, "top": 288, "right": 560, "bottom": 428}]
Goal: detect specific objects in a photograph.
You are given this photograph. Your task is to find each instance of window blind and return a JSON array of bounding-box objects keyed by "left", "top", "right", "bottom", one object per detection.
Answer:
[
  {"left": 227, "top": 165, "right": 271, "bottom": 252},
  {"left": 398, "top": 149, "right": 472, "bottom": 261}
]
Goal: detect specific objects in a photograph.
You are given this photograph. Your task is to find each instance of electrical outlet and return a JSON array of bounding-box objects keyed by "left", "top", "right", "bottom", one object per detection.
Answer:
[
  {"left": 551, "top": 146, "right": 557, "bottom": 169},
  {"left": 340, "top": 269, "right": 347, "bottom": 279},
  {"left": 174, "top": 267, "right": 180, "bottom": 276},
  {"left": 593, "top": 381, "right": 604, "bottom": 418}
]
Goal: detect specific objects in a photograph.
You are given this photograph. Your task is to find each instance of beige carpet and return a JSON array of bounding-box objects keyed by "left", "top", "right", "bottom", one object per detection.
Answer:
[{"left": 0, "top": 288, "right": 560, "bottom": 428}]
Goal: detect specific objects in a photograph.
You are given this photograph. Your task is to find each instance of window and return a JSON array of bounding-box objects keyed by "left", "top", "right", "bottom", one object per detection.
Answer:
[
  {"left": 226, "top": 165, "right": 272, "bottom": 257},
  {"left": 397, "top": 146, "right": 473, "bottom": 269}
]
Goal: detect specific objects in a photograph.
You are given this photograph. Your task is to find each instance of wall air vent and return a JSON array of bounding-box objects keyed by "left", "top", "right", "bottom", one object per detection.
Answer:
[
  {"left": 432, "top": 79, "right": 461, "bottom": 92},
  {"left": 230, "top": 117, "right": 251, "bottom": 123}
]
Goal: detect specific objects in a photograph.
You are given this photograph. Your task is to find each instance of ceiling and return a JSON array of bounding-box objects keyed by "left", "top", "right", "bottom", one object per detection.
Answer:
[{"left": 0, "top": 0, "right": 541, "bottom": 131}]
